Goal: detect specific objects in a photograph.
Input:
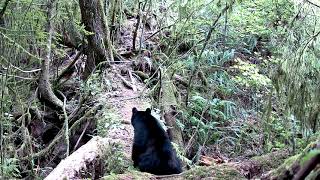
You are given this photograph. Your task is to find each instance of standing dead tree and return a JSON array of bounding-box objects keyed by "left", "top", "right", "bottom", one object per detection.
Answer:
[{"left": 38, "top": 0, "right": 63, "bottom": 110}]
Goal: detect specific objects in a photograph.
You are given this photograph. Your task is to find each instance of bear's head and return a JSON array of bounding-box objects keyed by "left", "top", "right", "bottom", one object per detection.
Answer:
[{"left": 131, "top": 107, "right": 152, "bottom": 126}]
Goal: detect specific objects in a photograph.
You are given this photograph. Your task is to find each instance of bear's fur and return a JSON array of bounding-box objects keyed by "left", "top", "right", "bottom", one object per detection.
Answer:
[{"left": 131, "top": 107, "right": 182, "bottom": 175}]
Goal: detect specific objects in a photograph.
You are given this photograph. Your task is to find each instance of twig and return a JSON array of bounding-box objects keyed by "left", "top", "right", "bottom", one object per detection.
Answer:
[
  {"left": 305, "top": 0, "right": 320, "bottom": 8},
  {"left": 154, "top": 172, "right": 185, "bottom": 179},
  {"left": 116, "top": 73, "right": 134, "bottom": 90},
  {"left": 132, "top": 3, "right": 142, "bottom": 51},
  {"left": 128, "top": 70, "right": 137, "bottom": 91},
  {"left": 185, "top": 0, "right": 235, "bottom": 106},
  {"left": 0, "top": 56, "right": 41, "bottom": 73},
  {"left": 58, "top": 90, "right": 69, "bottom": 156},
  {"left": 110, "top": 60, "right": 132, "bottom": 63},
  {"left": 56, "top": 49, "right": 83, "bottom": 83},
  {"left": 299, "top": 30, "right": 320, "bottom": 61},
  {"left": 184, "top": 101, "right": 210, "bottom": 154},
  {"left": 144, "top": 24, "right": 173, "bottom": 41},
  {"left": 0, "top": 0, "right": 11, "bottom": 19},
  {"left": 73, "top": 120, "right": 90, "bottom": 151},
  {"left": 0, "top": 31, "right": 42, "bottom": 61},
  {"left": 138, "top": 0, "right": 151, "bottom": 53},
  {"left": 0, "top": 51, "right": 10, "bottom": 173},
  {"left": 0, "top": 72, "right": 35, "bottom": 80},
  {"left": 107, "top": 95, "right": 141, "bottom": 103}
]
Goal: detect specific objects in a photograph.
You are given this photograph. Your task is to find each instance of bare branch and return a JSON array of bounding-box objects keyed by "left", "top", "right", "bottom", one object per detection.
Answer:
[{"left": 305, "top": 0, "right": 320, "bottom": 8}]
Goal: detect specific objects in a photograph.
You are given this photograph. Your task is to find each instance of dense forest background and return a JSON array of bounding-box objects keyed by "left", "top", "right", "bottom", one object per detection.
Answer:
[{"left": 0, "top": 0, "right": 319, "bottom": 179}]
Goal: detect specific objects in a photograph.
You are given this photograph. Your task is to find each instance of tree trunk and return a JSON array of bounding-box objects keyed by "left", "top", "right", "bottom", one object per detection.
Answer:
[
  {"left": 0, "top": 0, "right": 11, "bottom": 27},
  {"left": 164, "top": 106, "right": 184, "bottom": 148},
  {"left": 38, "top": 0, "right": 63, "bottom": 110},
  {"left": 78, "top": 0, "right": 114, "bottom": 79},
  {"left": 160, "top": 69, "right": 184, "bottom": 147}
]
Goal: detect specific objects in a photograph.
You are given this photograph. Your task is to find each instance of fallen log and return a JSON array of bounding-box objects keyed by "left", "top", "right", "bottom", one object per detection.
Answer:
[
  {"left": 45, "top": 136, "right": 111, "bottom": 180},
  {"left": 261, "top": 137, "right": 320, "bottom": 180}
]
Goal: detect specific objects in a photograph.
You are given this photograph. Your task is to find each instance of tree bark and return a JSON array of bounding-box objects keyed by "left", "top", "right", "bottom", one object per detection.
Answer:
[
  {"left": 38, "top": 0, "right": 64, "bottom": 110},
  {"left": 78, "top": 0, "right": 114, "bottom": 79},
  {"left": 160, "top": 70, "right": 184, "bottom": 147},
  {"left": 164, "top": 106, "right": 184, "bottom": 148},
  {"left": 0, "top": 0, "right": 11, "bottom": 26}
]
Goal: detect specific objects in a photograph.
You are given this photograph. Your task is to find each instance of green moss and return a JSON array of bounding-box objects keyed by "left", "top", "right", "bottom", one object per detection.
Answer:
[
  {"left": 267, "top": 137, "right": 320, "bottom": 178},
  {"left": 184, "top": 165, "right": 245, "bottom": 180},
  {"left": 97, "top": 105, "right": 122, "bottom": 137},
  {"left": 251, "top": 150, "right": 289, "bottom": 171},
  {"left": 101, "top": 165, "right": 245, "bottom": 180},
  {"left": 102, "top": 142, "right": 131, "bottom": 175},
  {"left": 271, "top": 154, "right": 299, "bottom": 176},
  {"left": 101, "top": 170, "right": 153, "bottom": 180}
]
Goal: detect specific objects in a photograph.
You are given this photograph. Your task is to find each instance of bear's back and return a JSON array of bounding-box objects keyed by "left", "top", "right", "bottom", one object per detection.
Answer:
[{"left": 131, "top": 107, "right": 182, "bottom": 175}]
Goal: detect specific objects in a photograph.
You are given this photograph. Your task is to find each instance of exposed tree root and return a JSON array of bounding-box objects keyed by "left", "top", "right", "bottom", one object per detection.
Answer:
[
  {"left": 117, "top": 73, "right": 135, "bottom": 90},
  {"left": 173, "top": 74, "right": 188, "bottom": 87},
  {"left": 38, "top": 0, "right": 64, "bottom": 111},
  {"left": 55, "top": 49, "right": 83, "bottom": 85},
  {"left": 20, "top": 105, "right": 100, "bottom": 160},
  {"left": 134, "top": 70, "right": 150, "bottom": 80}
]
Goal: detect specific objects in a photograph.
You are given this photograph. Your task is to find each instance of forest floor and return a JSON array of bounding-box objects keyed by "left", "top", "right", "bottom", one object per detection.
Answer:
[
  {"left": 96, "top": 18, "right": 157, "bottom": 157},
  {"left": 47, "top": 17, "right": 290, "bottom": 179},
  {"left": 99, "top": 64, "right": 152, "bottom": 157}
]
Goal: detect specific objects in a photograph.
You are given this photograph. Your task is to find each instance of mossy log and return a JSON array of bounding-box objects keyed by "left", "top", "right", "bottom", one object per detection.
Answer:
[
  {"left": 261, "top": 136, "right": 320, "bottom": 180},
  {"left": 45, "top": 137, "right": 111, "bottom": 180}
]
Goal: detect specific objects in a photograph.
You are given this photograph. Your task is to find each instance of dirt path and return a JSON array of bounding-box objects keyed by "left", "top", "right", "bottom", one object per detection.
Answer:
[{"left": 100, "top": 65, "right": 151, "bottom": 157}]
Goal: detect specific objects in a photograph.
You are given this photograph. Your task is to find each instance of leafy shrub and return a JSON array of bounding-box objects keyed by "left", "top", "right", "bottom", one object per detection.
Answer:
[
  {"left": 181, "top": 94, "right": 237, "bottom": 145},
  {"left": 232, "top": 58, "right": 271, "bottom": 88}
]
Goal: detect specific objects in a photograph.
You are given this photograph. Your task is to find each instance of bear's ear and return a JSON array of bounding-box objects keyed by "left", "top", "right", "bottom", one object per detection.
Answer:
[
  {"left": 146, "top": 108, "right": 151, "bottom": 114},
  {"left": 132, "top": 107, "right": 138, "bottom": 114}
]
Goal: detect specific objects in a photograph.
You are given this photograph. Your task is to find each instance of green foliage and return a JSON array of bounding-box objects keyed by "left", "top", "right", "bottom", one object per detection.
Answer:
[
  {"left": 210, "top": 70, "right": 238, "bottom": 97},
  {"left": 264, "top": 115, "right": 291, "bottom": 151},
  {"left": 181, "top": 94, "right": 237, "bottom": 146},
  {"left": 0, "top": 158, "right": 20, "bottom": 178},
  {"left": 300, "top": 150, "right": 320, "bottom": 166},
  {"left": 203, "top": 49, "right": 235, "bottom": 65},
  {"left": 97, "top": 105, "right": 122, "bottom": 137},
  {"left": 272, "top": 3, "right": 320, "bottom": 134},
  {"left": 161, "top": 0, "right": 295, "bottom": 58},
  {"left": 0, "top": 0, "right": 317, "bottom": 176},
  {"left": 191, "top": 95, "right": 236, "bottom": 121},
  {"left": 81, "top": 72, "right": 109, "bottom": 96},
  {"left": 230, "top": 0, "right": 294, "bottom": 37},
  {"left": 103, "top": 143, "right": 130, "bottom": 175},
  {"left": 233, "top": 58, "right": 271, "bottom": 88}
]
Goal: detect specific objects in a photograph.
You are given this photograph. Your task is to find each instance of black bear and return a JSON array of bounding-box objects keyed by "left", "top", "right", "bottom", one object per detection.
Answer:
[{"left": 131, "top": 107, "right": 182, "bottom": 175}]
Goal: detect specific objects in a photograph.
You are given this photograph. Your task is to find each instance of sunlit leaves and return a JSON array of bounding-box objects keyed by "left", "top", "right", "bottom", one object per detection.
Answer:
[{"left": 232, "top": 58, "right": 272, "bottom": 88}]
